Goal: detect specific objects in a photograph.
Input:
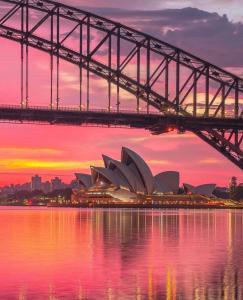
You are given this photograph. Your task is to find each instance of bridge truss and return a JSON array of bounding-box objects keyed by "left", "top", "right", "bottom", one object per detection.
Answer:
[{"left": 0, "top": 0, "right": 242, "bottom": 169}]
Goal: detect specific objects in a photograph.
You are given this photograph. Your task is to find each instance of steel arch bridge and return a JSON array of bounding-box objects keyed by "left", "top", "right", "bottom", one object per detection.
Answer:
[{"left": 0, "top": 0, "right": 242, "bottom": 169}]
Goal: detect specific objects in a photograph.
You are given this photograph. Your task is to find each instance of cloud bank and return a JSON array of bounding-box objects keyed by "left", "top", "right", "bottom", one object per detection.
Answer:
[{"left": 80, "top": 6, "right": 243, "bottom": 68}]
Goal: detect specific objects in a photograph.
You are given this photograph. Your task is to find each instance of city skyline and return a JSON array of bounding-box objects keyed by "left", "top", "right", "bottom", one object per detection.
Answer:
[
  {"left": 0, "top": 169, "right": 241, "bottom": 191},
  {"left": 0, "top": 174, "right": 77, "bottom": 192}
]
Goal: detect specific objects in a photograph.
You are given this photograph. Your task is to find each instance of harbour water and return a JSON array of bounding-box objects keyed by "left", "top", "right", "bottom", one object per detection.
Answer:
[{"left": 0, "top": 207, "right": 243, "bottom": 299}]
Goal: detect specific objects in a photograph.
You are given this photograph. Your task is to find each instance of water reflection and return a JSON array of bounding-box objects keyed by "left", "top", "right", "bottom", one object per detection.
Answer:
[{"left": 0, "top": 208, "right": 243, "bottom": 299}]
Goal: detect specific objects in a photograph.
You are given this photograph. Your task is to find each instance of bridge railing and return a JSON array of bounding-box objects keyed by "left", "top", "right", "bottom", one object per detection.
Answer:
[{"left": 0, "top": 104, "right": 239, "bottom": 119}]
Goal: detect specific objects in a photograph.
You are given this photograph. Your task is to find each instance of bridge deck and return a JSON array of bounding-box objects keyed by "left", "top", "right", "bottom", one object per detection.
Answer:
[{"left": 0, "top": 106, "right": 242, "bottom": 134}]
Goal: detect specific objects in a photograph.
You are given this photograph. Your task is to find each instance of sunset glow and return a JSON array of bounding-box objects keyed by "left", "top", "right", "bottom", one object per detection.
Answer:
[{"left": 0, "top": 1, "right": 242, "bottom": 187}]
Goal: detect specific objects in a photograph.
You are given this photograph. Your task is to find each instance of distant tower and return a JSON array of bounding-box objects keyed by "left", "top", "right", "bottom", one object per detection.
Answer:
[
  {"left": 51, "top": 177, "right": 64, "bottom": 191},
  {"left": 31, "top": 175, "right": 42, "bottom": 191},
  {"left": 42, "top": 181, "right": 51, "bottom": 194},
  {"left": 229, "top": 176, "right": 237, "bottom": 195}
]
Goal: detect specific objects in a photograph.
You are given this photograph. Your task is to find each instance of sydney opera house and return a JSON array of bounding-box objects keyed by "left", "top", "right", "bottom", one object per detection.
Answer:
[{"left": 73, "top": 147, "right": 216, "bottom": 203}]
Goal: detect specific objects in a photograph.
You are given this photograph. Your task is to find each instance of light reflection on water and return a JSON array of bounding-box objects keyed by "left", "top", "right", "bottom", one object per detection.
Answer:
[{"left": 0, "top": 207, "right": 243, "bottom": 299}]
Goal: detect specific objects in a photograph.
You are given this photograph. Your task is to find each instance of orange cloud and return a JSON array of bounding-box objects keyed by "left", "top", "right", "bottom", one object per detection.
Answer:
[
  {"left": 148, "top": 160, "right": 171, "bottom": 166},
  {"left": 0, "top": 147, "right": 62, "bottom": 155},
  {"left": 197, "top": 159, "right": 221, "bottom": 165},
  {"left": 0, "top": 159, "right": 103, "bottom": 171}
]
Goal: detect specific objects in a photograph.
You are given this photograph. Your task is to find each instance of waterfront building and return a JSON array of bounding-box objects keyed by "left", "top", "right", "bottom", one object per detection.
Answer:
[
  {"left": 74, "top": 147, "right": 217, "bottom": 202},
  {"left": 21, "top": 182, "right": 31, "bottom": 192},
  {"left": 31, "top": 175, "right": 42, "bottom": 191},
  {"left": 229, "top": 176, "right": 237, "bottom": 195},
  {"left": 70, "top": 179, "right": 80, "bottom": 189},
  {"left": 155, "top": 171, "right": 180, "bottom": 194},
  {"left": 75, "top": 147, "right": 158, "bottom": 198},
  {"left": 183, "top": 184, "right": 216, "bottom": 197},
  {"left": 42, "top": 181, "right": 51, "bottom": 194},
  {"left": 51, "top": 177, "right": 65, "bottom": 191}
]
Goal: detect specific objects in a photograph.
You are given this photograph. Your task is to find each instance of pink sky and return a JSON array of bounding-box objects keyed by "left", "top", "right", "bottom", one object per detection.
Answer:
[{"left": 0, "top": 1, "right": 242, "bottom": 187}]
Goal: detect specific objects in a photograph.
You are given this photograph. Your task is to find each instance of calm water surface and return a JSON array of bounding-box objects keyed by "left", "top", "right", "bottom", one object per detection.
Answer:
[{"left": 0, "top": 207, "right": 243, "bottom": 299}]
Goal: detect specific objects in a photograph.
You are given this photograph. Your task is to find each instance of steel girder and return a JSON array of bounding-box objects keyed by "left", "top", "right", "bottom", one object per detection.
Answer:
[
  {"left": 0, "top": 0, "right": 242, "bottom": 169},
  {"left": 0, "top": 105, "right": 242, "bottom": 129}
]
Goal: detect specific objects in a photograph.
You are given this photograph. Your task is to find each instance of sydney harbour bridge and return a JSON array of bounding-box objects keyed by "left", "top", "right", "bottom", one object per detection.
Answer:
[{"left": 0, "top": 0, "right": 242, "bottom": 169}]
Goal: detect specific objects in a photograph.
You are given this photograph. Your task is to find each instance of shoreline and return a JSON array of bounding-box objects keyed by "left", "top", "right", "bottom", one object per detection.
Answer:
[{"left": 1, "top": 204, "right": 243, "bottom": 209}]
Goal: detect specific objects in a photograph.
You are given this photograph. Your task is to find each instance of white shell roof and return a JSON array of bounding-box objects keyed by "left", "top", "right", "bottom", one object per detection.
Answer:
[
  {"left": 121, "top": 147, "right": 154, "bottom": 195},
  {"left": 183, "top": 184, "right": 194, "bottom": 191},
  {"left": 193, "top": 184, "right": 216, "bottom": 196},
  {"left": 108, "top": 159, "right": 138, "bottom": 193},
  {"left": 183, "top": 183, "right": 216, "bottom": 197},
  {"left": 75, "top": 173, "right": 92, "bottom": 188},
  {"left": 154, "top": 171, "right": 179, "bottom": 193},
  {"left": 91, "top": 166, "right": 120, "bottom": 186},
  {"left": 102, "top": 155, "right": 113, "bottom": 168}
]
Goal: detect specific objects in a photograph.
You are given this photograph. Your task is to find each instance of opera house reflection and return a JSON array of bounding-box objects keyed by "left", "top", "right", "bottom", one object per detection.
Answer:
[{"left": 0, "top": 208, "right": 243, "bottom": 299}]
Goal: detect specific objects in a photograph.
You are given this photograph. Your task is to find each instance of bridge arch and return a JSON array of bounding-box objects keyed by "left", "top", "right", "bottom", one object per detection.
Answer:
[{"left": 0, "top": 0, "right": 242, "bottom": 169}]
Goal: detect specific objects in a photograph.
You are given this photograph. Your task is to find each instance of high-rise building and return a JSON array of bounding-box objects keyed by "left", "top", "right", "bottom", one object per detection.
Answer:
[
  {"left": 51, "top": 177, "right": 64, "bottom": 191},
  {"left": 229, "top": 176, "right": 237, "bottom": 195},
  {"left": 42, "top": 181, "right": 51, "bottom": 194},
  {"left": 21, "top": 182, "right": 31, "bottom": 192},
  {"left": 31, "top": 175, "right": 42, "bottom": 191}
]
